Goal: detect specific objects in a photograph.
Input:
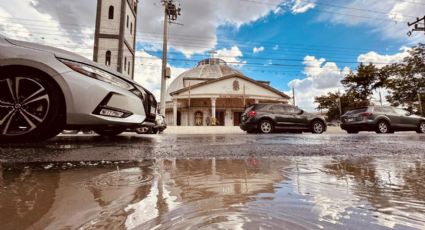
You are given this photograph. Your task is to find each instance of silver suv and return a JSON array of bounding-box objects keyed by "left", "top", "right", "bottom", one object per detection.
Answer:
[{"left": 341, "top": 106, "right": 425, "bottom": 134}]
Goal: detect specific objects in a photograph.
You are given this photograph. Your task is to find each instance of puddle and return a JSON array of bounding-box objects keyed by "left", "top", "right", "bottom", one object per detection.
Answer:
[{"left": 1, "top": 156, "right": 425, "bottom": 229}]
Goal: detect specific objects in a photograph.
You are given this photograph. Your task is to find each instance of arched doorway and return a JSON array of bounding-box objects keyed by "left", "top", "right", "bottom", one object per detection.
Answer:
[{"left": 194, "top": 111, "right": 203, "bottom": 126}]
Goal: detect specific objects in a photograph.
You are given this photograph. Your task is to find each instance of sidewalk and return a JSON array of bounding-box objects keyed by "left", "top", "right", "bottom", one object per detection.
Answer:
[{"left": 163, "top": 126, "right": 345, "bottom": 134}]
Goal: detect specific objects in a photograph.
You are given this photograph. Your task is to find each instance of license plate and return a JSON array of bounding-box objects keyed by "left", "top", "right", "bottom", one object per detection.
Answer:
[{"left": 346, "top": 118, "right": 355, "bottom": 122}]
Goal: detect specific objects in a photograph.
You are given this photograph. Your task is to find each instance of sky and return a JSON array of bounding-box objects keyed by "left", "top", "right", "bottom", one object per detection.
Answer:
[{"left": 0, "top": 0, "right": 424, "bottom": 111}]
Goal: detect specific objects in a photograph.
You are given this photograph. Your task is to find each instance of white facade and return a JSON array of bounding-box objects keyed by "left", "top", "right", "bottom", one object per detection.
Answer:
[
  {"left": 94, "top": 0, "right": 138, "bottom": 79},
  {"left": 165, "top": 59, "right": 290, "bottom": 127}
]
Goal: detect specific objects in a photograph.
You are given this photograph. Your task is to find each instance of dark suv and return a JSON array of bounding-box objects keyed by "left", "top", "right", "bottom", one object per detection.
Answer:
[
  {"left": 341, "top": 106, "right": 425, "bottom": 134},
  {"left": 240, "top": 104, "right": 327, "bottom": 134}
]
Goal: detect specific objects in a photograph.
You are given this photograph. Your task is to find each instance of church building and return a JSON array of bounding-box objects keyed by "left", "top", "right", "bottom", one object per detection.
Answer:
[
  {"left": 93, "top": 0, "right": 138, "bottom": 79},
  {"left": 165, "top": 58, "right": 290, "bottom": 126}
]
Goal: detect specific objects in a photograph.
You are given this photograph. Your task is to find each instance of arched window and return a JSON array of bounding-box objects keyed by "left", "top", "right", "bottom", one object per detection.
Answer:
[
  {"left": 130, "top": 23, "right": 133, "bottom": 35},
  {"left": 127, "top": 15, "right": 129, "bottom": 28},
  {"left": 108, "top": 6, "right": 114, "bottom": 19},
  {"left": 124, "top": 57, "right": 127, "bottom": 71},
  {"left": 127, "top": 61, "right": 131, "bottom": 75},
  {"left": 105, "top": 51, "right": 111, "bottom": 66}
]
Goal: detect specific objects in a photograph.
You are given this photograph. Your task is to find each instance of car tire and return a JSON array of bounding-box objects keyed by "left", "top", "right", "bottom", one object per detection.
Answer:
[
  {"left": 311, "top": 120, "right": 325, "bottom": 134},
  {"left": 0, "top": 68, "right": 64, "bottom": 142},
  {"left": 376, "top": 120, "right": 391, "bottom": 134},
  {"left": 258, "top": 120, "right": 274, "bottom": 134},
  {"left": 94, "top": 128, "right": 125, "bottom": 137},
  {"left": 346, "top": 129, "right": 359, "bottom": 134},
  {"left": 417, "top": 121, "right": 425, "bottom": 134}
]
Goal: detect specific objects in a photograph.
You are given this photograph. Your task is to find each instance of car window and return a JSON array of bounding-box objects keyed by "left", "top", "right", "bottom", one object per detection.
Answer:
[
  {"left": 345, "top": 107, "right": 368, "bottom": 115},
  {"left": 374, "top": 107, "right": 383, "bottom": 113},
  {"left": 244, "top": 105, "right": 255, "bottom": 113},
  {"left": 270, "top": 105, "right": 284, "bottom": 112},
  {"left": 394, "top": 108, "right": 409, "bottom": 116}
]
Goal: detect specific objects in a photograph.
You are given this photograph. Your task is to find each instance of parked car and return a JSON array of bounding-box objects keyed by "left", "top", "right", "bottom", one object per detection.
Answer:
[
  {"left": 135, "top": 114, "right": 167, "bottom": 134},
  {"left": 240, "top": 104, "right": 327, "bottom": 134},
  {"left": 341, "top": 106, "right": 425, "bottom": 134},
  {"left": 0, "top": 35, "right": 157, "bottom": 141}
]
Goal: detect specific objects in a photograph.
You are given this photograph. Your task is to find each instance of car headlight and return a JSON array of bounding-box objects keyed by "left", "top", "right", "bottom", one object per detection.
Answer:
[{"left": 58, "top": 58, "right": 134, "bottom": 90}]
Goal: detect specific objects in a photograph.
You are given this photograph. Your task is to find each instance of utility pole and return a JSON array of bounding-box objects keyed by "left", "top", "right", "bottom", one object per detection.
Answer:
[
  {"left": 292, "top": 87, "right": 296, "bottom": 106},
  {"left": 160, "top": 0, "right": 181, "bottom": 114},
  {"left": 379, "top": 88, "right": 383, "bottom": 106},
  {"left": 419, "top": 88, "right": 425, "bottom": 116},
  {"left": 407, "top": 16, "right": 425, "bottom": 36}
]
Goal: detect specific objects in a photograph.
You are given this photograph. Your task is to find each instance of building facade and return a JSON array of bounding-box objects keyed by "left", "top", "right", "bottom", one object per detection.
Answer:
[
  {"left": 93, "top": 0, "right": 138, "bottom": 79},
  {"left": 165, "top": 58, "right": 290, "bottom": 126}
]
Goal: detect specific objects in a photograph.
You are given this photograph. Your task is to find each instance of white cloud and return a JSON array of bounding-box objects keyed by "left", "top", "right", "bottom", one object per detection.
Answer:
[
  {"left": 253, "top": 46, "right": 265, "bottom": 54},
  {"left": 357, "top": 47, "right": 410, "bottom": 68},
  {"left": 272, "top": 45, "right": 280, "bottom": 51},
  {"left": 288, "top": 56, "right": 350, "bottom": 111},
  {"left": 134, "top": 51, "right": 187, "bottom": 100},
  {"left": 291, "top": 0, "right": 316, "bottom": 14},
  {"left": 316, "top": 0, "right": 425, "bottom": 43},
  {"left": 215, "top": 46, "right": 246, "bottom": 67}
]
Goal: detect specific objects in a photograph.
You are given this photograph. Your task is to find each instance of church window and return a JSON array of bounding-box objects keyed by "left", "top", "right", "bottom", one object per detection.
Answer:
[
  {"left": 130, "top": 23, "right": 133, "bottom": 35},
  {"left": 105, "top": 51, "right": 111, "bottom": 66},
  {"left": 124, "top": 57, "right": 127, "bottom": 71},
  {"left": 128, "top": 61, "right": 131, "bottom": 75},
  {"left": 108, "top": 6, "right": 114, "bottom": 19},
  {"left": 127, "top": 15, "right": 129, "bottom": 28}
]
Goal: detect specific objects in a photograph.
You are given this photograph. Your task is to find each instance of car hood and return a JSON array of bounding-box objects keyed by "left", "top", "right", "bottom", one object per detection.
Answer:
[{"left": 5, "top": 38, "right": 141, "bottom": 85}]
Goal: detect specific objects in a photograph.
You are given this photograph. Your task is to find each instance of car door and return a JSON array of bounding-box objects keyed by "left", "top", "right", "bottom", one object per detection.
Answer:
[
  {"left": 393, "top": 108, "right": 415, "bottom": 130},
  {"left": 383, "top": 107, "right": 402, "bottom": 129},
  {"left": 287, "top": 106, "right": 309, "bottom": 128},
  {"left": 270, "top": 105, "right": 291, "bottom": 127}
]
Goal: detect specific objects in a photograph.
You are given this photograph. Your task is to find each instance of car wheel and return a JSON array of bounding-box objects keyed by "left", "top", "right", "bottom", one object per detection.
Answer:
[
  {"left": 258, "top": 120, "right": 274, "bottom": 134},
  {"left": 311, "top": 120, "right": 325, "bottom": 134},
  {"left": 347, "top": 130, "right": 359, "bottom": 134},
  {"left": 94, "top": 128, "right": 125, "bottom": 137},
  {"left": 0, "top": 68, "right": 64, "bottom": 141},
  {"left": 376, "top": 121, "right": 390, "bottom": 134},
  {"left": 417, "top": 122, "right": 425, "bottom": 134}
]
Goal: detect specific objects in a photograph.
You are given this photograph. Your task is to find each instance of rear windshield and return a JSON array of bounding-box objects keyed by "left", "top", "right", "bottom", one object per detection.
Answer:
[
  {"left": 244, "top": 105, "right": 255, "bottom": 113},
  {"left": 345, "top": 107, "right": 368, "bottom": 115}
]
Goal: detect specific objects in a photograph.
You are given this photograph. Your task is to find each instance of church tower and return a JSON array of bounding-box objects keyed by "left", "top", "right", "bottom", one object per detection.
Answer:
[{"left": 93, "top": 0, "right": 138, "bottom": 79}]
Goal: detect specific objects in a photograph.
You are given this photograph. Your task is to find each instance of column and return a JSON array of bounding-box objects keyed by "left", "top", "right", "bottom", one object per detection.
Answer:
[
  {"left": 211, "top": 98, "right": 216, "bottom": 119},
  {"left": 173, "top": 99, "right": 178, "bottom": 126}
]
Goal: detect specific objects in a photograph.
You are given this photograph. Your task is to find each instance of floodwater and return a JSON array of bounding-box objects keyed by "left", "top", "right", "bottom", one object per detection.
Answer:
[{"left": 1, "top": 156, "right": 425, "bottom": 230}]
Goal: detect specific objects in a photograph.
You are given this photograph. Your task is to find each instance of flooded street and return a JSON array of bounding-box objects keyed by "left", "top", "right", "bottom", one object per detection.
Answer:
[{"left": 1, "top": 151, "right": 425, "bottom": 229}]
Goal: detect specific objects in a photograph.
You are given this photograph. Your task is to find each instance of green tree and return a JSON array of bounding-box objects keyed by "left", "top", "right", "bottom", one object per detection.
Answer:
[
  {"left": 315, "top": 91, "right": 369, "bottom": 121},
  {"left": 341, "top": 63, "right": 380, "bottom": 103},
  {"left": 382, "top": 44, "right": 425, "bottom": 113}
]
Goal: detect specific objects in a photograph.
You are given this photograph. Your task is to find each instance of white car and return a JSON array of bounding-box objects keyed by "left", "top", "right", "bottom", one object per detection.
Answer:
[{"left": 0, "top": 35, "right": 157, "bottom": 141}]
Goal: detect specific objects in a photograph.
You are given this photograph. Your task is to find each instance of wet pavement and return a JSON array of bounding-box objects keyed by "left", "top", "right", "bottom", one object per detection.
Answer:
[{"left": 1, "top": 133, "right": 425, "bottom": 229}]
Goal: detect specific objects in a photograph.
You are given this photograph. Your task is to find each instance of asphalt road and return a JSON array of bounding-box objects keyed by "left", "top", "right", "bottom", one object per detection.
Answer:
[{"left": 1, "top": 133, "right": 424, "bottom": 166}]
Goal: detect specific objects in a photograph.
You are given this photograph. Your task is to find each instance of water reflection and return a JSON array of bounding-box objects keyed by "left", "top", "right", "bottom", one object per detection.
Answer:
[{"left": 1, "top": 156, "right": 425, "bottom": 229}]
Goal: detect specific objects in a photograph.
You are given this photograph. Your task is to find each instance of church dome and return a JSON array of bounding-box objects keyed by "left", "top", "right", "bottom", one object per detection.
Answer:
[{"left": 166, "top": 58, "right": 243, "bottom": 101}]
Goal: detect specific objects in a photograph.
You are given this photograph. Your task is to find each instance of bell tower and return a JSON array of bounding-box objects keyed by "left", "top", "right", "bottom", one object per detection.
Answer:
[{"left": 93, "top": 0, "right": 138, "bottom": 79}]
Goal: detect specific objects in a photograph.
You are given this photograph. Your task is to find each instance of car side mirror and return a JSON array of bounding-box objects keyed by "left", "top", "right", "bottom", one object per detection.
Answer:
[{"left": 298, "top": 110, "right": 304, "bottom": 115}]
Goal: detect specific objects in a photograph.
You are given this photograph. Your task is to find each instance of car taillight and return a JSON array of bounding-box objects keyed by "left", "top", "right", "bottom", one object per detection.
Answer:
[
  {"left": 248, "top": 111, "right": 257, "bottom": 117},
  {"left": 360, "top": 112, "right": 373, "bottom": 117}
]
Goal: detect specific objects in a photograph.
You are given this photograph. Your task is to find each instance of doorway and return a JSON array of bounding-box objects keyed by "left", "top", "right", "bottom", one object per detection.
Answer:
[
  {"left": 177, "top": 111, "right": 181, "bottom": 126},
  {"left": 233, "top": 112, "right": 243, "bottom": 126},
  {"left": 215, "top": 111, "right": 225, "bottom": 126}
]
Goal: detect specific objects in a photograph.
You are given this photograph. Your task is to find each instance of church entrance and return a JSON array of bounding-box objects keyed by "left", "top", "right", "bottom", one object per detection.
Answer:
[
  {"left": 215, "top": 111, "right": 225, "bottom": 126},
  {"left": 233, "top": 112, "right": 243, "bottom": 126},
  {"left": 177, "top": 111, "right": 181, "bottom": 126}
]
